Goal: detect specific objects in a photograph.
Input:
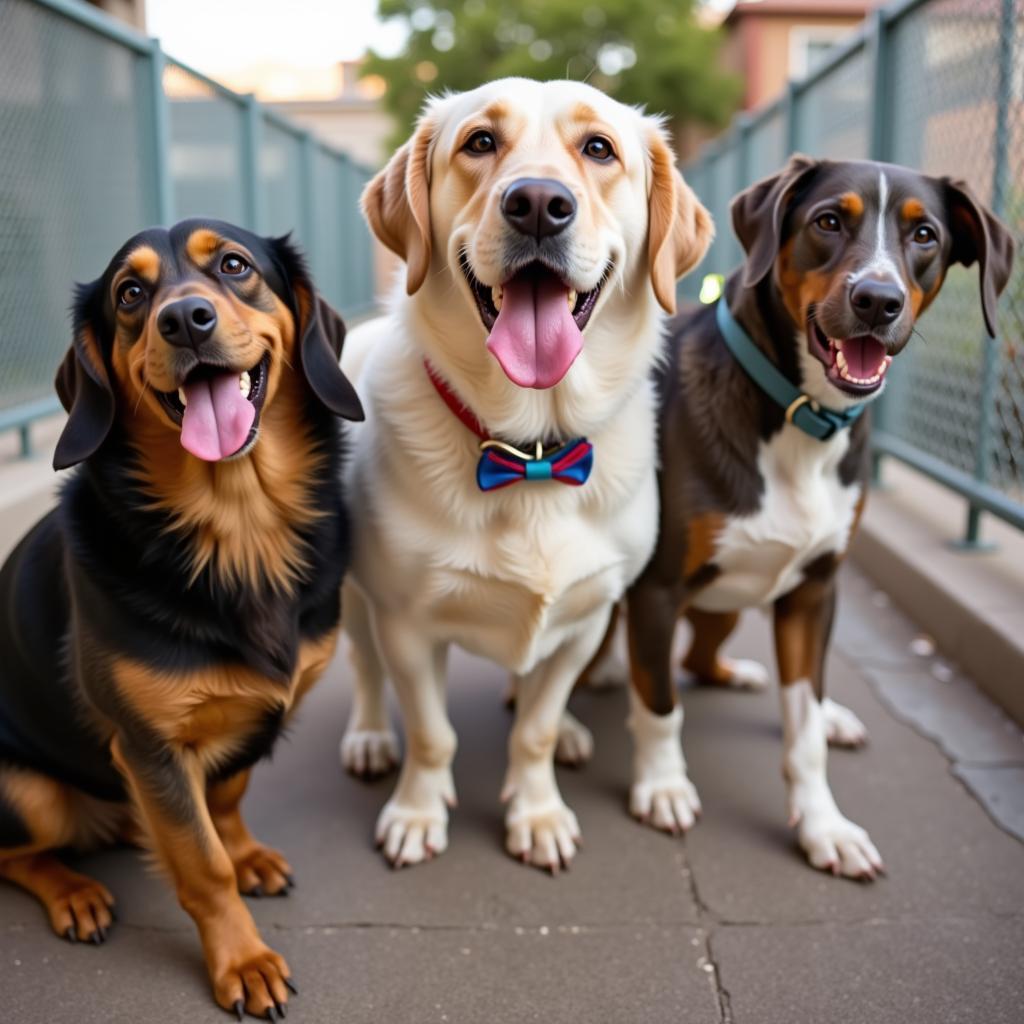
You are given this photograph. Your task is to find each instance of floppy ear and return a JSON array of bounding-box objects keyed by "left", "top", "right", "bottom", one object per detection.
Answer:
[
  {"left": 362, "top": 113, "right": 435, "bottom": 295},
  {"left": 730, "top": 154, "right": 821, "bottom": 289},
  {"left": 53, "top": 281, "right": 116, "bottom": 471},
  {"left": 647, "top": 129, "right": 715, "bottom": 315},
  {"left": 274, "top": 238, "right": 363, "bottom": 421},
  {"left": 944, "top": 178, "right": 1016, "bottom": 338}
]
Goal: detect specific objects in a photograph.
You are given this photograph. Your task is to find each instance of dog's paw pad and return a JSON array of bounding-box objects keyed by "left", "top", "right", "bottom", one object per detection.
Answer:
[
  {"left": 340, "top": 729, "right": 400, "bottom": 779},
  {"left": 798, "top": 813, "right": 884, "bottom": 881},
  {"left": 630, "top": 772, "right": 702, "bottom": 835},
  {"left": 821, "top": 698, "right": 868, "bottom": 748},
  {"left": 212, "top": 944, "right": 293, "bottom": 1020},
  {"left": 375, "top": 799, "right": 449, "bottom": 867},
  {"left": 45, "top": 876, "right": 116, "bottom": 945},
  {"left": 505, "top": 799, "right": 581, "bottom": 873},
  {"left": 722, "top": 658, "right": 771, "bottom": 690},
  {"left": 234, "top": 845, "right": 293, "bottom": 896},
  {"left": 554, "top": 711, "right": 594, "bottom": 766}
]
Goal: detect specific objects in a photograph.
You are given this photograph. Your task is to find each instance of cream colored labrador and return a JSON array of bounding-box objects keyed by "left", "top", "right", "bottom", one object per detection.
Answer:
[{"left": 338, "top": 78, "right": 712, "bottom": 871}]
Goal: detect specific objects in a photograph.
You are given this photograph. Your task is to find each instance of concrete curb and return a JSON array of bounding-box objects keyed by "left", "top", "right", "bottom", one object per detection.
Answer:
[{"left": 851, "top": 462, "right": 1024, "bottom": 726}]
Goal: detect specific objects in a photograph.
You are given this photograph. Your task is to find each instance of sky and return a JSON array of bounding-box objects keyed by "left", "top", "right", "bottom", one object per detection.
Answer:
[
  {"left": 147, "top": 0, "right": 408, "bottom": 74},
  {"left": 147, "top": 0, "right": 735, "bottom": 77}
]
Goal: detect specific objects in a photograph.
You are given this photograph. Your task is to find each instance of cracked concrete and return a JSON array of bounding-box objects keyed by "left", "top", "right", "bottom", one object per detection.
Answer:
[{"left": 1, "top": 556, "right": 1022, "bottom": 1022}]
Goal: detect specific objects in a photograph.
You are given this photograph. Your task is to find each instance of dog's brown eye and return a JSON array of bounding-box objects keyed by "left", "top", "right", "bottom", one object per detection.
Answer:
[
  {"left": 913, "top": 224, "right": 937, "bottom": 245},
  {"left": 117, "top": 281, "right": 144, "bottom": 307},
  {"left": 464, "top": 130, "right": 496, "bottom": 155},
  {"left": 583, "top": 136, "right": 615, "bottom": 162},
  {"left": 220, "top": 253, "right": 250, "bottom": 276},
  {"left": 815, "top": 212, "right": 841, "bottom": 233}
]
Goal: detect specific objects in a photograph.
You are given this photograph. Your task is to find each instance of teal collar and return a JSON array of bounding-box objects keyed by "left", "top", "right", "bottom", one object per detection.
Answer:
[{"left": 715, "top": 298, "right": 863, "bottom": 442}]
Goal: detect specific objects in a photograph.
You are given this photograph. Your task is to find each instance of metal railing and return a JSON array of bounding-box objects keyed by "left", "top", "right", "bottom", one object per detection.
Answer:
[
  {"left": 682, "top": 0, "right": 1024, "bottom": 545},
  {"left": 0, "top": 0, "right": 377, "bottom": 455}
]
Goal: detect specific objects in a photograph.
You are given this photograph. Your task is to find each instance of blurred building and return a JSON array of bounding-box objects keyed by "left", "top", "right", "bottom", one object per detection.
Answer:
[
  {"left": 720, "top": 0, "right": 880, "bottom": 110},
  {"left": 86, "top": 0, "right": 146, "bottom": 31},
  {"left": 267, "top": 62, "right": 392, "bottom": 169}
]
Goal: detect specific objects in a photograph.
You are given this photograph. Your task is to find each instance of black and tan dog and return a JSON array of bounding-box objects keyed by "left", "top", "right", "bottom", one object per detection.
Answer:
[
  {"left": 619, "top": 157, "right": 1013, "bottom": 878},
  {"left": 0, "top": 220, "right": 362, "bottom": 1018}
]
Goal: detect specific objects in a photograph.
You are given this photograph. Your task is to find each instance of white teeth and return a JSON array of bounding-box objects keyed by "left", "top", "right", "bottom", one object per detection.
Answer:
[
  {"left": 567, "top": 289, "right": 578, "bottom": 311},
  {"left": 836, "top": 350, "right": 848, "bottom": 370},
  {"left": 178, "top": 387, "right": 187, "bottom": 407},
  {"left": 239, "top": 370, "right": 251, "bottom": 400},
  {"left": 492, "top": 285, "right": 502, "bottom": 312}
]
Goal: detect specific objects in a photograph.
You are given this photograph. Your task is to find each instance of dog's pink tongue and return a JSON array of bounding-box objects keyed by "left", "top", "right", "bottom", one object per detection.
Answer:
[
  {"left": 486, "top": 272, "right": 583, "bottom": 389},
  {"left": 842, "top": 335, "right": 888, "bottom": 379},
  {"left": 179, "top": 373, "right": 254, "bottom": 461}
]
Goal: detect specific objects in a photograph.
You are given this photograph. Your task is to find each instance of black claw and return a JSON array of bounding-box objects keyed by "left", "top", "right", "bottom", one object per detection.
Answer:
[
  {"left": 275, "top": 1001, "right": 287, "bottom": 1019},
  {"left": 64, "top": 926, "right": 76, "bottom": 943},
  {"left": 89, "top": 930, "right": 103, "bottom": 945},
  {"left": 285, "top": 874, "right": 296, "bottom": 888},
  {"left": 233, "top": 999, "right": 244, "bottom": 1022},
  {"left": 248, "top": 886, "right": 264, "bottom": 899},
  {"left": 284, "top": 978, "right": 298, "bottom": 996},
  {"left": 266, "top": 1007, "right": 278, "bottom": 1023},
  {"left": 109, "top": 906, "right": 119, "bottom": 922}
]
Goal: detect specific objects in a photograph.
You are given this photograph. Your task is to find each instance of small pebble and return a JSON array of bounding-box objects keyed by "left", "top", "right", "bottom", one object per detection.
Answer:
[{"left": 910, "top": 635, "right": 936, "bottom": 657}]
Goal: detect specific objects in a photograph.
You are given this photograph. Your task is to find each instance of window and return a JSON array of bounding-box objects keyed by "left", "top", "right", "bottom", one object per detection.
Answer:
[{"left": 789, "top": 26, "right": 854, "bottom": 79}]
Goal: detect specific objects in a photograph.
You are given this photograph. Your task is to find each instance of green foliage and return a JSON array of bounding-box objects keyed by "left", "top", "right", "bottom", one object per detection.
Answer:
[{"left": 364, "top": 0, "right": 742, "bottom": 154}]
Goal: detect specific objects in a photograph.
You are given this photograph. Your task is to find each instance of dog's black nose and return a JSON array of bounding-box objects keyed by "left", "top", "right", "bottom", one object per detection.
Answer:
[
  {"left": 849, "top": 278, "right": 905, "bottom": 328},
  {"left": 157, "top": 296, "right": 218, "bottom": 349},
  {"left": 501, "top": 178, "right": 577, "bottom": 240}
]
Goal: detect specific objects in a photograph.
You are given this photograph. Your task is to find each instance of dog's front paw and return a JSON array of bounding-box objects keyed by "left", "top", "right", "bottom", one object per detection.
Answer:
[
  {"left": 233, "top": 844, "right": 294, "bottom": 897},
  {"left": 504, "top": 795, "right": 581, "bottom": 874},
  {"left": 821, "top": 698, "right": 868, "bottom": 748},
  {"left": 630, "top": 768, "right": 702, "bottom": 834},
  {"left": 210, "top": 940, "right": 295, "bottom": 1020},
  {"left": 375, "top": 767, "right": 455, "bottom": 868},
  {"left": 791, "top": 796, "right": 883, "bottom": 880},
  {"left": 46, "top": 872, "right": 116, "bottom": 945},
  {"left": 627, "top": 694, "right": 701, "bottom": 834},
  {"left": 340, "top": 728, "right": 400, "bottom": 779},
  {"left": 554, "top": 710, "right": 594, "bottom": 766}
]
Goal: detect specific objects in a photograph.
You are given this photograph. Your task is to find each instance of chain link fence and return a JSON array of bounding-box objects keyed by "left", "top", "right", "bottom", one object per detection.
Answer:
[
  {"left": 0, "top": 0, "right": 377, "bottom": 452},
  {"left": 681, "top": 0, "right": 1024, "bottom": 544}
]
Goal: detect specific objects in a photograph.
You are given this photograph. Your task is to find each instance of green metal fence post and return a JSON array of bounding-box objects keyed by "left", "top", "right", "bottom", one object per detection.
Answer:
[
  {"left": 242, "top": 94, "right": 264, "bottom": 233},
  {"left": 962, "top": 0, "right": 1014, "bottom": 548},
  {"left": 868, "top": 7, "right": 891, "bottom": 485},
  {"left": 784, "top": 80, "right": 801, "bottom": 154},
  {"left": 148, "top": 39, "right": 174, "bottom": 225},
  {"left": 299, "top": 132, "right": 317, "bottom": 258}
]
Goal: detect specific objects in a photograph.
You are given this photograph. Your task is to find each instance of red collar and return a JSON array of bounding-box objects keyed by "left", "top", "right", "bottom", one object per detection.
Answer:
[{"left": 424, "top": 360, "right": 488, "bottom": 441}]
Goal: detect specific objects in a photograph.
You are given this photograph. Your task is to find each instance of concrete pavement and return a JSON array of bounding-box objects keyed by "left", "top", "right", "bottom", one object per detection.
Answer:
[{"left": 0, "top": 463, "right": 1022, "bottom": 1021}]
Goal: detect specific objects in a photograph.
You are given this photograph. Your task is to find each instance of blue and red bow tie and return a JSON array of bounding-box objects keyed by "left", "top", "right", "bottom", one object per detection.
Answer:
[
  {"left": 477, "top": 439, "right": 594, "bottom": 491},
  {"left": 425, "top": 361, "right": 594, "bottom": 493}
]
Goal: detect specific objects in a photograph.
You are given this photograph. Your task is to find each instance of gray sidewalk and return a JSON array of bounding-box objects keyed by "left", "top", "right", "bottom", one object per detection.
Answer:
[{"left": 1, "top": 552, "right": 1023, "bottom": 1022}]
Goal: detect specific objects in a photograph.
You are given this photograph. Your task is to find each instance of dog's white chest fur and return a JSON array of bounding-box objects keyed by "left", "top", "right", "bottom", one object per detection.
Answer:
[
  {"left": 346, "top": 331, "right": 659, "bottom": 676},
  {"left": 693, "top": 425, "right": 860, "bottom": 612}
]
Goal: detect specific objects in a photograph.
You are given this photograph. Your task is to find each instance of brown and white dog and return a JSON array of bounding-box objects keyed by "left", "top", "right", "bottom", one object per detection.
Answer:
[
  {"left": 337, "top": 79, "right": 712, "bottom": 871},
  {"left": 615, "top": 157, "right": 1014, "bottom": 878}
]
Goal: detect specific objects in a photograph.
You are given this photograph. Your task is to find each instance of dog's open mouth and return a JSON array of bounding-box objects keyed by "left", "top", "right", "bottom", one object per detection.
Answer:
[
  {"left": 461, "top": 256, "right": 607, "bottom": 389},
  {"left": 808, "top": 313, "right": 893, "bottom": 397},
  {"left": 158, "top": 353, "right": 269, "bottom": 461}
]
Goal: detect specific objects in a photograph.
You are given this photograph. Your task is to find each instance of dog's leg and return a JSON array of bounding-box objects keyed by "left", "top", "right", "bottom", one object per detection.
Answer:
[
  {"left": 208, "top": 769, "right": 293, "bottom": 897},
  {"left": 110, "top": 735, "right": 294, "bottom": 1018},
  {"left": 372, "top": 613, "right": 455, "bottom": 867},
  {"left": 503, "top": 611, "right": 609, "bottom": 873},
  {"left": 625, "top": 581, "right": 702, "bottom": 834},
  {"left": 340, "top": 580, "right": 399, "bottom": 779},
  {"left": 773, "top": 569, "right": 883, "bottom": 880},
  {"left": 682, "top": 608, "right": 770, "bottom": 690},
  {"left": 0, "top": 769, "right": 116, "bottom": 943}
]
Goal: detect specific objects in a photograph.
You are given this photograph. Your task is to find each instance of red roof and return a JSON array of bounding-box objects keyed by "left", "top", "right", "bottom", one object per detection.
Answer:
[{"left": 725, "top": 0, "right": 878, "bottom": 23}]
